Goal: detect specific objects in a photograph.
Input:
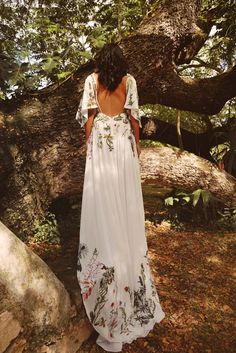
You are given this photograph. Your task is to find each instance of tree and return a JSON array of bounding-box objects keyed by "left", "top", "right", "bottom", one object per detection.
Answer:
[{"left": 0, "top": 1, "right": 236, "bottom": 350}]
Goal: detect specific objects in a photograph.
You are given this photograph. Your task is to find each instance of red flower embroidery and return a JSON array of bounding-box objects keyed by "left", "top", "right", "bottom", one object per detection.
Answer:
[
  {"left": 111, "top": 302, "right": 115, "bottom": 307},
  {"left": 124, "top": 286, "right": 129, "bottom": 291}
]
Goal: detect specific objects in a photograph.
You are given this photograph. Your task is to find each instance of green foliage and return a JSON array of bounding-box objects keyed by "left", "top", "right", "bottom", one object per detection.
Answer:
[
  {"left": 0, "top": 0, "right": 154, "bottom": 99},
  {"left": 210, "top": 119, "right": 236, "bottom": 177},
  {"left": 200, "top": 0, "right": 236, "bottom": 67},
  {"left": 164, "top": 187, "right": 236, "bottom": 231},
  {"left": 142, "top": 104, "right": 210, "bottom": 134},
  {"left": 164, "top": 188, "right": 216, "bottom": 208},
  {"left": 32, "top": 211, "right": 60, "bottom": 244},
  {"left": 164, "top": 188, "right": 221, "bottom": 222},
  {"left": 211, "top": 141, "right": 230, "bottom": 162},
  {"left": 178, "top": 0, "right": 236, "bottom": 80},
  {"left": 217, "top": 207, "right": 236, "bottom": 231},
  {"left": 140, "top": 139, "right": 164, "bottom": 147}
]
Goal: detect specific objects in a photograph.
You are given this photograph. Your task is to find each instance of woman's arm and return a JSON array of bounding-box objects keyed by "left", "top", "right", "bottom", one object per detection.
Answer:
[{"left": 85, "top": 109, "right": 97, "bottom": 142}]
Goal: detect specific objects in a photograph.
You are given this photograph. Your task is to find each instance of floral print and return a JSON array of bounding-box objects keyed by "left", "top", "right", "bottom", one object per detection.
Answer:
[
  {"left": 128, "top": 134, "right": 135, "bottom": 157},
  {"left": 77, "top": 244, "right": 163, "bottom": 337},
  {"left": 85, "top": 112, "right": 136, "bottom": 158},
  {"left": 75, "top": 73, "right": 142, "bottom": 128},
  {"left": 78, "top": 247, "right": 104, "bottom": 301},
  {"left": 86, "top": 131, "right": 93, "bottom": 159},
  {"left": 75, "top": 75, "right": 98, "bottom": 127},
  {"left": 77, "top": 72, "right": 165, "bottom": 351}
]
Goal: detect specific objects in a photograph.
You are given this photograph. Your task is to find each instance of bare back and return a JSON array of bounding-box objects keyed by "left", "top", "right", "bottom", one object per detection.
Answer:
[{"left": 93, "top": 72, "right": 129, "bottom": 118}]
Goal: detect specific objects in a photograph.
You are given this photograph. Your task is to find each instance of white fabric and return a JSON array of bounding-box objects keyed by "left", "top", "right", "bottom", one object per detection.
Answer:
[
  {"left": 76, "top": 74, "right": 165, "bottom": 352},
  {"left": 75, "top": 73, "right": 142, "bottom": 128}
]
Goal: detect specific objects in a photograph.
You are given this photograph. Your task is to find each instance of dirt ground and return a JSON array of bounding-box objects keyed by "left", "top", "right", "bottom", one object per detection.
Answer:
[{"left": 28, "top": 189, "right": 236, "bottom": 353}]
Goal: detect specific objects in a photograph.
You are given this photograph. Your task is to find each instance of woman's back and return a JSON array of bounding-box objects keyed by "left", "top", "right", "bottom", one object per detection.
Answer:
[{"left": 93, "top": 72, "right": 129, "bottom": 118}]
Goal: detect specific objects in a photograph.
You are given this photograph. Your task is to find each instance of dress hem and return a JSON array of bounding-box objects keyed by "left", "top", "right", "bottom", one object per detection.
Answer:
[{"left": 96, "top": 308, "right": 165, "bottom": 352}]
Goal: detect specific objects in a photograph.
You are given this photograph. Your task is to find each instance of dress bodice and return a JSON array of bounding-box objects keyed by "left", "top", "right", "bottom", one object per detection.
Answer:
[{"left": 75, "top": 72, "right": 142, "bottom": 128}]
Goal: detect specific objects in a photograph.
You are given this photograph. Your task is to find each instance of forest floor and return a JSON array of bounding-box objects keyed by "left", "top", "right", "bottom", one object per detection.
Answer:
[{"left": 27, "top": 185, "right": 235, "bottom": 353}]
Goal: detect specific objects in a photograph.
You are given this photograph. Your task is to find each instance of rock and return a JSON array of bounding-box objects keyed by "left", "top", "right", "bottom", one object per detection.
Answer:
[
  {"left": 40, "top": 318, "right": 94, "bottom": 353},
  {"left": 0, "top": 221, "right": 73, "bottom": 333},
  {"left": 0, "top": 311, "right": 21, "bottom": 353},
  {"left": 5, "top": 338, "right": 27, "bottom": 353}
]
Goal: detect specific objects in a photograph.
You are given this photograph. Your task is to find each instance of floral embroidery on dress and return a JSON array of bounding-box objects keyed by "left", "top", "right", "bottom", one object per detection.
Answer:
[
  {"left": 75, "top": 75, "right": 98, "bottom": 128},
  {"left": 90, "top": 265, "right": 115, "bottom": 327},
  {"left": 86, "top": 132, "right": 93, "bottom": 159},
  {"left": 128, "top": 134, "right": 135, "bottom": 157},
  {"left": 133, "top": 262, "right": 157, "bottom": 326},
  {"left": 77, "top": 244, "right": 160, "bottom": 336},
  {"left": 78, "top": 247, "right": 105, "bottom": 301},
  {"left": 75, "top": 73, "right": 142, "bottom": 128},
  {"left": 127, "top": 92, "right": 134, "bottom": 106},
  {"left": 97, "top": 132, "right": 103, "bottom": 149},
  {"left": 103, "top": 124, "right": 114, "bottom": 151},
  {"left": 77, "top": 242, "right": 88, "bottom": 272},
  {"left": 124, "top": 75, "right": 142, "bottom": 128},
  {"left": 93, "top": 114, "right": 128, "bottom": 152}
]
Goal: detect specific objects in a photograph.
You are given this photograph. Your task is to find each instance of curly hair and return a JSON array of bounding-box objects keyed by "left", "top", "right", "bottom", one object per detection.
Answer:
[{"left": 93, "top": 43, "right": 129, "bottom": 92}]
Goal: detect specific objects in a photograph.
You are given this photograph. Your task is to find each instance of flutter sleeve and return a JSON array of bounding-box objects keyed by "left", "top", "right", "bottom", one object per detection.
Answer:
[
  {"left": 124, "top": 74, "right": 142, "bottom": 128},
  {"left": 75, "top": 75, "right": 98, "bottom": 128}
]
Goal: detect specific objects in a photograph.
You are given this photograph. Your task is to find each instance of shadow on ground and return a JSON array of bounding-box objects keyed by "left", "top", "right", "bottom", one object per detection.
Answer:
[{"left": 27, "top": 187, "right": 235, "bottom": 353}]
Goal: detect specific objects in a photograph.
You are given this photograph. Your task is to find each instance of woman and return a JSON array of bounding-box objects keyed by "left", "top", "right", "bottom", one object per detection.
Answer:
[{"left": 75, "top": 43, "right": 165, "bottom": 352}]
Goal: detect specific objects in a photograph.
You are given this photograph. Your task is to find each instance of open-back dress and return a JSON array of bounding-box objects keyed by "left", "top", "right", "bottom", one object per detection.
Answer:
[{"left": 75, "top": 72, "right": 165, "bottom": 352}]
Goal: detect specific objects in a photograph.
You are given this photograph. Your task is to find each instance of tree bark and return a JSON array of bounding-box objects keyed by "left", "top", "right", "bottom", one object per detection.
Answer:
[
  {"left": 140, "top": 146, "right": 236, "bottom": 207},
  {"left": 0, "top": 0, "right": 235, "bottom": 239},
  {"left": 0, "top": 1, "right": 235, "bottom": 349},
  {"left": 141, "top": 116, "right": 227, "bottom": 163},
  {"left": 119, "top": 0, "right": 236, "bottom": 114}
]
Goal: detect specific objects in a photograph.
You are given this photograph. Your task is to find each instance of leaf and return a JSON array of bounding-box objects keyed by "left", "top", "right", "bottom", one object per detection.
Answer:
[
  {"left": 176, "top": 192, "right": 189, "bottom": 196},
  {"left": 41, "top": 56, "right": 60, "bottom": 72},
  {"left": 165, "top": 197, "right": 174, "bottom": 206},
  {"left": 182, "top": 196, "right": 191, "bottom": 203},
  {"left": 192, "top": 189, "right": 202, "bottom": 207},
  {"left": 0, "top": 89, "right": 6, "bottom": 100},
  {"left": 201, "top": 189, "right": 210, "bottom": 206},
  {"left": 77, "top": 50, "right": 92, "bottom": 59}
]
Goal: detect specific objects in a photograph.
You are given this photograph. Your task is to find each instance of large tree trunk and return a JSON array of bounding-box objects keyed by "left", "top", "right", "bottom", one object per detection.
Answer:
[
  {"left": 1, "top": 0, "right": 236, "bottom": 236},
  {"left": 0, "top": 0, "right": 236, "bottom": 349},
  {"left": 0, "top": 221, "right": 93, "bottom": 353}
]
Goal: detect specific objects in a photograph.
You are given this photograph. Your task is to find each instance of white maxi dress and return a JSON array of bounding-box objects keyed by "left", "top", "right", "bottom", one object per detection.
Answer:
[{"left": 75, "top": 73, "right": 165, "bottom": 352}]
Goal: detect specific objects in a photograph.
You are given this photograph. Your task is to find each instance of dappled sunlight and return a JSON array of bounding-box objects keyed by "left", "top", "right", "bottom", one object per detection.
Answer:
[
  {"left": 28, "top": 194, "right": 235, "bottom": 353},
  {"left": 205, "top": 255, "right": 222, "bottom": 265},
  {"left": 202, "top": 297, "right": 219, "bottom": 311}
]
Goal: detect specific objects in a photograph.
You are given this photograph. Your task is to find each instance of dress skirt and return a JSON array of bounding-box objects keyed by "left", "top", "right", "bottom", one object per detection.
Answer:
[{"left": 77, "top": 111, "right": 165, "bottom": 352}]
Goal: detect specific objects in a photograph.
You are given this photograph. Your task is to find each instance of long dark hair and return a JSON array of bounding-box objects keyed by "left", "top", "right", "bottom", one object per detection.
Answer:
[{"left": 94, "top": 43, "right": 129, "bottom": 92}]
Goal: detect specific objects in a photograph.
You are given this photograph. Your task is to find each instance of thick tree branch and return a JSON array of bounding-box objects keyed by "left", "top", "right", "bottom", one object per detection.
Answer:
[
  {"left": 138, "top": 64, "right": 236, "bottom": 115},
  {"left": 0, "top": 0, "right": 235, "bottom": 237},
  {"left": 5, "top": 0, "right": 234, "bottom": 116},
  {"left": 177, "top": 57, "right": 223, "bottom": 74},
  {"left": 140, "top": 146, "right": 236, "bottom": 207}
]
